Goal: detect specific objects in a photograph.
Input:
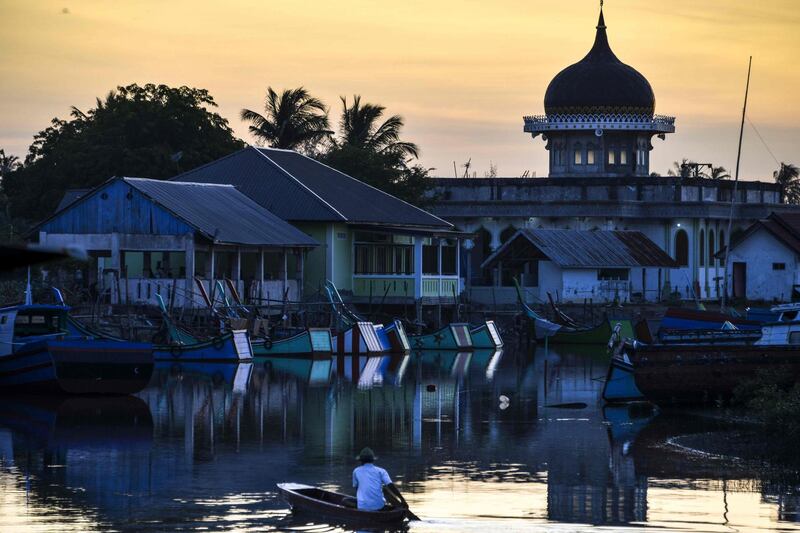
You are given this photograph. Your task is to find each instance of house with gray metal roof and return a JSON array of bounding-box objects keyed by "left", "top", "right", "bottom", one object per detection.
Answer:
[
  {"left": 173, "top": 146, "right": 464, "bottom": 304},
  {"left": 35, "top": 177, "right": 318, "bottom": 308},
  {"left": 481, "top": 228, "right": 677, "bottom": 304}
]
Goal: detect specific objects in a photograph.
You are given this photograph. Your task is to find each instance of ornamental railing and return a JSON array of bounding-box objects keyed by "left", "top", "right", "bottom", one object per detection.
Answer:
[{"left": 523, "top": 113, "right": 675, "bottom": 133}]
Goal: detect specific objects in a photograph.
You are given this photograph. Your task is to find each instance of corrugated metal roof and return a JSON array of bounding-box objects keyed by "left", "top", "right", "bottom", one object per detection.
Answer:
[
  {"left": 55, "top": 189, "right": 91, "bottom": 213},
  {"left": 725, "top": 212, "right": 800, "bottom": 256},
  {"left": 123, "top": 178, "right": 318, "bottom": 247},
  {"left": 481, "top": 228, "right": 677, "bottom": 269},
  {"left": 172, "top": 147, "right": 452, "bottom": 229}
]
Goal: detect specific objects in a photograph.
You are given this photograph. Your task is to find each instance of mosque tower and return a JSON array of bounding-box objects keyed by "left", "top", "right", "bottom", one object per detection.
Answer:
[{"left": 524, "top": 5, "right": 675, "bottom": 177}]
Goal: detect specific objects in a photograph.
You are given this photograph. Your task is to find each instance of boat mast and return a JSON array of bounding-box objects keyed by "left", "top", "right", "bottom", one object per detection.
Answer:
[{"left": 721, "top": 56, "right": 752, "bottom": 312}]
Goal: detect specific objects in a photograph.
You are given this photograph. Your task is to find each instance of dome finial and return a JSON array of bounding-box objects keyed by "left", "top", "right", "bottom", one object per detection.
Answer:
[{"left": 597, "top": 1, "right": 606, "bottom": 30}]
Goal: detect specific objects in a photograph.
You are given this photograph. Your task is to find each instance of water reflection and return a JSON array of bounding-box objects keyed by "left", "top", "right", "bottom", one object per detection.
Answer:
[{"left": 0, "top": 342, "right": 799, "bottom": 532}]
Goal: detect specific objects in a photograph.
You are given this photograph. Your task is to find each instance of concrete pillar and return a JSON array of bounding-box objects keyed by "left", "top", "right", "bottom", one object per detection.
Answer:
[
  {"left": 296, "top": 250, "right": 305, "bottom": 301},
  {"left": 258, "top": 248, "right": 265, "bottom": 302},
  {"left": 489, "top": 226, "right": 503, "bottom": 251},
  {"left": 282, "top": 248, "right": 288, "bottom": 296},
  {"left": 185, "top": 237, "right": 195, "bottom": 308},
  {"left": 413, "top": 238, "right": 423, "bottom": 299},
  {"left": 110, "top": 232, "right": 120, "bottom": 304}
]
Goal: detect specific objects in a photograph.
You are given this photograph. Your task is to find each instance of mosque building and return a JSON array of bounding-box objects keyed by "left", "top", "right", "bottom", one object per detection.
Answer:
[{"left": 430, "top": 5, "right": 797, "bottom": 304}]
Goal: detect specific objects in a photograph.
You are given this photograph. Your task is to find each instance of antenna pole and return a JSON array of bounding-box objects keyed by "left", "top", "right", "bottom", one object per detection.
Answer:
[{"left": 721, "top": 56, "right": 752, "bottom": 311}]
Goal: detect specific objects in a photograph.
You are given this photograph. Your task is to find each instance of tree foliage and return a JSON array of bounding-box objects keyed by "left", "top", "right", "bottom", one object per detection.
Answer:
[
  {"left": 774, "top": 162, "right": 800, "bottom": 204},
  {"left": 2, "top": 83, "right": 243, "bottom": 224},
  {"left": 240, "top": 87, "right": 331, "bottom": 153},
  {"left": 322, "top": 95, "right": 431, "bottom": 206}
]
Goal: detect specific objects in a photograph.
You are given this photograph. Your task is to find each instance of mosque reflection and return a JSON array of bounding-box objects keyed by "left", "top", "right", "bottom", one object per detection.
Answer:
[{"left": 1, "top": 344, "right": 800, "bottom": 531}]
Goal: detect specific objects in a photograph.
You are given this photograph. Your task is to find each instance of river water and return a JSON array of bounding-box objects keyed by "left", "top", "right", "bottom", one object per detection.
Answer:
[{"left": 1, "top": 342, "right": 799, "bottom": 532}]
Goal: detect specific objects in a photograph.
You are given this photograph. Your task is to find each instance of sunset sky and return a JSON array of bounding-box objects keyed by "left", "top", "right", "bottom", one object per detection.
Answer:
[{"left": 1, "top": 0, "right": 797, "bottom": 179}]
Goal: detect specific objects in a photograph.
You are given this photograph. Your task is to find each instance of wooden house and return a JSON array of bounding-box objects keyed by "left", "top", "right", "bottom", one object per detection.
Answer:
[
  {"left": 173, "top": 147, "right": 464, "bottom": 305},
  {"left": 34, "top": 177, "right": 318, "bottom": 307},
  {"left": 481, "top": 228, "right": 677, "bottom": 304}
]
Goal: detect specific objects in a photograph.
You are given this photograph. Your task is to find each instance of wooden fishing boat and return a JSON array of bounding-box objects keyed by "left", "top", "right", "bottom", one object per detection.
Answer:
[
  {"left": 660, "top": 307, "right": 761, "bottom": 331},
  {"left": 625, "top": 304, "right": 800, "bottom": 406},
  {"left": 277, "top": 483, "right": 408, "bottom": 525},
  {"left": 252, "top": 328, "right": 332, "bottom": 356},
  {"left": 546, "top": 319, "right": 613, "bottom": 345},
  {"left": 512, "top": 278, "right": 562, "bottom": 340},
  {"left": 332, "top": 322, "right": 384, "bottom": 354},
  {"left": 469, "top": 320, "right": 503, "bottom": 349},
  {"left": 409, "top": 323, "right": 473, "bottom": 351},
  {"left": 374, "top": 319, "right": 411, "bottom": 353},
  {"left": 153, "top": 329, "right": 253, "bottom": 362},
  {"left": 0, "top": 303, "right": 153, "bottom": 395}
]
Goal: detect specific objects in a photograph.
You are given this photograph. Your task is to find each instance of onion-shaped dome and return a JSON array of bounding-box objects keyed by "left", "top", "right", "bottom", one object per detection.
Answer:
[{"left": 544, "top": 11, "right": 655, "bottom": 116}]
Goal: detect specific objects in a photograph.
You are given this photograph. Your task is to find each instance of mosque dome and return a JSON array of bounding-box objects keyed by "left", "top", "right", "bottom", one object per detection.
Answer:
[{"left": 543, "top": 10, "right": 655, "bottom": 116}]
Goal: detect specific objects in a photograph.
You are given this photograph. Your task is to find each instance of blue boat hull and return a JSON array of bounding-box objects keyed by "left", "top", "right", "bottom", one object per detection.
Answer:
[
  {"left": 153, "top": 331, "right": 253, "bottom": 362},
  {"left": 0, "top": 339, "right": 153, "bottom": 395},
  {"left": 602, "top": 355, "right": 644, "bottom": 403}
]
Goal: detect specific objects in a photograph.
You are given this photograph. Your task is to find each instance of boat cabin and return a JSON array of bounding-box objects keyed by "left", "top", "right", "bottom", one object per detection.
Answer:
[{"left": 0, "top": 304, "right": 68, "bottom": 356}]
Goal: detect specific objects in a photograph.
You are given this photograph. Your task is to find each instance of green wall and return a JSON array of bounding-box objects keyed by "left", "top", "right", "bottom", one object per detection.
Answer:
[{"left": 295, "top": 222, "right": 352, "bottom": 295}]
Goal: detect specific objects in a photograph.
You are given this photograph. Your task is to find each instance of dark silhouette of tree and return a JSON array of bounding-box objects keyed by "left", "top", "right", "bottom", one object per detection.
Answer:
[
  {"left": 709, "top": 166, "right": 730, "bottom": 180},
  {"left": 240, "top": 87, "right": 331, "bottom": 152},
  {"left": 774, "top": 162, "right": 800, "bottom": 204},
  {"left": 337, "top": 95, "right": 418, "bottom": 157},
  {"left": 323, "top": 95, "right": 431, "bottom": 206},
  {"left": 2, "top": 83, "right": 243, "bottom": 223}
]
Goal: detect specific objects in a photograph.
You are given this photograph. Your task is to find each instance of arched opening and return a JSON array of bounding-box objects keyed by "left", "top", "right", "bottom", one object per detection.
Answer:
[
  {"left": 719, "top": 229, "right": 725, "bottom": 254},
  {"left": 471, "top": 228, "right": 492, "bottom": 286},
  {"left": 587, "top": 144, "right": 596, "bottom": 165},
  {"left": 574, "top": 143, "right": 583, "bottom": 165},
  {"left": 675, "top": 229, "right": 689, "bottom": 267},
  {"left": 698, "top": 229, "right": 705, "bottom": 266},
  {"left": 708, "top": 230, "right": 715, "bottom": 266}
]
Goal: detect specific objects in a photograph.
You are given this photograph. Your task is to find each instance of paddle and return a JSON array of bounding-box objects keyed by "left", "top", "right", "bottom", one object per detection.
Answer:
[{"left": 384, "top": 486, "right": 420, "bottom": 521}]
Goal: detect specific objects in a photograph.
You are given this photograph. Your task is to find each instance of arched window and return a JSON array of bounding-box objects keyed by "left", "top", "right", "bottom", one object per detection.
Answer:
[
  {"left": 587, "top": 144, "right": 596, "bottom": 165},
  {"left": 708, "top": 230, "right": 715, "bottom": 265},
  {"left": 620, "top": 149, "right": 628, "bottom": 165},
  {"left": 574, "top": 144, "right": 583, "bottom": 165},
  {"left": 719, "top": 230, "right": 725, "bottom": 254},
  {"left": 608, "top": 148, "right": 616, "bottom": 165},
  {"left": 675, "top": 229, "right": 689, "bottom": 267},
  {"left": 699, "top": 229, "right": 705, "bottom": 266}
]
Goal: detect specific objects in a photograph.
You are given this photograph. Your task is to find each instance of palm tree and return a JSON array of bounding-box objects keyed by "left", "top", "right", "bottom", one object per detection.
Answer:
[
  {"left": 709, "top": 166, "right": 730, "bottom": 180},
  {"left": 774, "top": 162, "right": 800, "bottom": 204},
  {"left": 667, "top": 158, "right": 693, "bottom": 178},
  {"left": 337, "top": 95, "right": 418, "bottom": 158},
  {"left": 240, "top": 87, "right": 331, "bottom": 151}
]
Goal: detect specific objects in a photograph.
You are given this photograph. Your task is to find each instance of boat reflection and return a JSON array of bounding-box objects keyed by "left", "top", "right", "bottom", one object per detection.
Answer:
[{"left": 0, "top": 344, "right": 798, "bottom": 531}]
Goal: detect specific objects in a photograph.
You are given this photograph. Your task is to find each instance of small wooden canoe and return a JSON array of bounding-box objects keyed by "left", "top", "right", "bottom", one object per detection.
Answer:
[
  {"left": 541, "top": 320, "right": 613, "bottom": 345},
  {"left": 277, "top": 482, "right": 407, "bottom": 525}
]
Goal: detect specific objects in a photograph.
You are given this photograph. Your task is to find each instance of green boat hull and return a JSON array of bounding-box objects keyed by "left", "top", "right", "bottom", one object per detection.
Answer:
[
  {"left": 410, "top": 323, "right": 473, "bottom": 351},
  {"left": 469, "top": 321, "right": 503, "bottom": 349},
  {"left": 252, "top": 328, "right": 332, "bottom": 356},
  {"left": 544, "top": 320, "right": 613, "bottom": 345}
]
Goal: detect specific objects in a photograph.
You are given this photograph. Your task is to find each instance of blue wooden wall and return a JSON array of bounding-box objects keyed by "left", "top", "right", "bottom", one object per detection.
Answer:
[{"left": 41, "top": 180, "right": 194, "bottom": 236}]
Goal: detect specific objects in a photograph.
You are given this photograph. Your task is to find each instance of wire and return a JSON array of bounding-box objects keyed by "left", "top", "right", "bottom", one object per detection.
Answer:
[{"left": 746, "top": 115, "right": 781, "bottom": 167}]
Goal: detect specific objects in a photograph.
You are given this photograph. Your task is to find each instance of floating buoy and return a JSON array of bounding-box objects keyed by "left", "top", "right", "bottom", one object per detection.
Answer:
[{"left": 499, "top": 394, "right": 510, "bottom": 410}]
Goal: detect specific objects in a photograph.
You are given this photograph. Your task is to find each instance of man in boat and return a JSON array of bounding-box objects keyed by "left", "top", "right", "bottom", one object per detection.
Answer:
[{"left": 352, "top": 447, "right": 408, "bottom": 511}]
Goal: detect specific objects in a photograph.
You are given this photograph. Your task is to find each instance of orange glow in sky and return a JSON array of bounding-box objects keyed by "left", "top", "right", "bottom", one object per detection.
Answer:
[{"left": 0, "top": 0, "right": 798, "bottom": 179}]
